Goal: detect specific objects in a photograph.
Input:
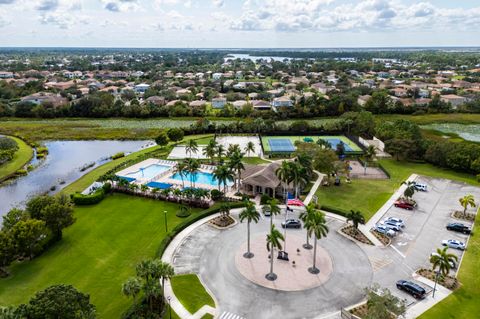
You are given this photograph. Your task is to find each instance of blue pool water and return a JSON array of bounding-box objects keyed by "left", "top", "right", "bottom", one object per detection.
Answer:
[
  {"left": 146, "top": 182, "right": 172, "bottom": 189},
  {"left": 122, "top": 164, "right": 171, "bottom": 179},
  {"left": 171, "top": 171, "right": 233, "bottom": 187}
]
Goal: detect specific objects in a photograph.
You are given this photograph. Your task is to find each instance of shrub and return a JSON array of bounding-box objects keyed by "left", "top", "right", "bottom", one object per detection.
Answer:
[
  {"left": 176, "top": 209, "right": 191, "bottom": 218},
  {"left": 36, "top": 153, "right": 45, "bottom": 159},
  {"left": 260, "top": 194, "right": 272, "bottom": 205},
  {"left": 210, "top": 189, "right": 223, "bottom": 201},
  {"left": 167, "top": 128, "right": 184, "bottom": 142},
  {"left": 102, "top": 182, "right": 112, "bottom": 193},
  {"left": 111, "top": 152, "right": 125, "bottom": 160},
  {"left": 71, "top": 188, "right": 105, "bottom": 205},
  {"left": 320, "top": 204, "right": 349, "bottom": 217},
  {"left": 15, "top": 169, "right": 28, "bottom": 176},
  {"left": 36, "top": 146, "right": 48, "bottom": 154}
]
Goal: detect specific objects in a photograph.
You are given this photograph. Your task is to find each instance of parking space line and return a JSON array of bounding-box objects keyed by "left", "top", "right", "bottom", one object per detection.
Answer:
[{"left": 391, "top": 245, "right": 406, "bottom": 258}]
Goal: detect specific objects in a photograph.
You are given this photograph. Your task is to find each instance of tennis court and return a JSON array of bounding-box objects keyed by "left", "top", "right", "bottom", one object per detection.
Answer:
[{"left": 261, "top": 135, "right": 362, "bottom": 155}]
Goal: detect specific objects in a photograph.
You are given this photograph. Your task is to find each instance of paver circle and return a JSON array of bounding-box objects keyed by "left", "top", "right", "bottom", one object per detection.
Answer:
[{"left": 235, "top": 235, "right": 333, "bottom": 291}]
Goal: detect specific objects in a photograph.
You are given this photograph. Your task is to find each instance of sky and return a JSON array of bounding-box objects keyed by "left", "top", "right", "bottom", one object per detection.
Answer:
[{"left": 0, "top": 0, "right": 479, "bottom": 48}]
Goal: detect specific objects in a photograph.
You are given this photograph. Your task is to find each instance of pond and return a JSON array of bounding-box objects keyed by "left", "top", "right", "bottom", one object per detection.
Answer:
[
  {"left": 421, "top": 123, "right": 480, "bottom": 142},
  {"left": 224, "top": 54, "right": 297, "bottom": 62},
  {"left": 0, "top": 140, "right": 151, "bottom": 216}
]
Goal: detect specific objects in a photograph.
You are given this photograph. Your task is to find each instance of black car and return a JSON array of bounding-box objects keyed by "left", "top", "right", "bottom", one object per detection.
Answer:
[
  {"left": 446, "top": 223, "right": 471, "bottom": 234},
  {"left": 396, "top": 280, "right": 426, "bottom": 299},
  {"left": 281, "top": 219, "right": 301, "bottom": 229}
]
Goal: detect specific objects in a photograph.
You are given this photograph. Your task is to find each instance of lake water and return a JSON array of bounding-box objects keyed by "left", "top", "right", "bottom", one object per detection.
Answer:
[
  {"left": 421, "top": 123, "right": 480, "bottom": 142},
  {"left": 0, "top": 140, "right": 150, "bottom": 216},
  {"left": 224, "top": 54, "right": 296, "bottom": 62}
]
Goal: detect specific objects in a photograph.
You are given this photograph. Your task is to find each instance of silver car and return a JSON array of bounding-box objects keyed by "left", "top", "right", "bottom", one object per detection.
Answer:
[
  {"left": 375, "top": 225, "right": 396, "bottom": 237},
  {"left": 442, "top": 239, "right": 466, "bottom": 250}
]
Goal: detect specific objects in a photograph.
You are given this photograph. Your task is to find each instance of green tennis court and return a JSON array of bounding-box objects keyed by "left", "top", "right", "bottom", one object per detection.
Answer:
[{"left": 261, "top": 135, "right": 363, "bottom": 155}]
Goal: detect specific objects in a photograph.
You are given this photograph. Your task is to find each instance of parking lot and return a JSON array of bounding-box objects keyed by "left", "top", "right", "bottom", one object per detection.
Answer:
[{"left": 366, "top": 175, "right": 480, "bottom": 304}]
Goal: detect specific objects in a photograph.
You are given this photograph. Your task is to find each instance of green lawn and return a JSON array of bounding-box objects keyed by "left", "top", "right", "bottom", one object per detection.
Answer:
[
  {"left": 419, "top": 208, "right": 480, "bottom": 319},
  {"left": 0, "top": 136, "right": 33, "bottom": 182},
  {"left": 170, "top": 274, "right": 215, "bottom": 314},
  {"left": 0, "top": 194, "right": 202, "bottom": 318},
  {"left": 315, "top": 159, "right": 478, "bottom": 221}
]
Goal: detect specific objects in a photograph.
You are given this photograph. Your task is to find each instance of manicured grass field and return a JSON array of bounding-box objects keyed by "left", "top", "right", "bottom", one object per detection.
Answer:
[
  {"left": 170, "top": 274, "right": 215, "bottom": 314},
  {"left": 315, "top": 159, "right": 478, "bottom": 221},
  {"left": 261, "top": 135, "right": 362, "bottom": 154},
  {"left": 0, "top": 194, "right": 202, "bottom": 318},
  {"left": 0, "top": 136, "right": 33, "bottom": 182},
  {"left": 419, "top": 208, "right": 480, "bottom": 319}
]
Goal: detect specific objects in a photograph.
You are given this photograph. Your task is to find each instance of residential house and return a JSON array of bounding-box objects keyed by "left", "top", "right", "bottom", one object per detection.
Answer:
[
  {"left": 251, "top": 100, "right": 271, "bottom": 110},
  {"left": 357, "top": 95, "right": 371, "bottom": 106},
  {"left": 21, "top": 92, "right": 68, "bottom": 107},
  {"left": 211, "top": 97, "right": 227, "bottom": 109},
  {"left": 146, "top": 96, "right": 165, "bottom": 106},
  {"left": 134, "top": 83, "right": 150, "bottom": 94},
  {"left": 189, "top": 100, "right": 206, "bottom": 108},
  {"left": 311, "top": 82, "right": 335, "bottom": 94},
  {"left": 440, "top": 94, "right": 467, "bottom": 108},
  {"left": 0, "top": 71, "right": 14, "bottom": 79},
  {"left": 212, "top": 73, "right": 223, "bottom": 81},
  {"left": 272, "top": 96, "right": 293, "bottom": 108}
]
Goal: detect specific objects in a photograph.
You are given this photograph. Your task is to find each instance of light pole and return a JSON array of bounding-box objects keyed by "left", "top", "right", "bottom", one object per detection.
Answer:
[
  {"left": 167, "top": 296, "right": 172, "bottom": 319},
  {"left": 432, "top": 270, "right": 440, "bottom": 298},
  {"left": 164, "top": 210, "right": 168, "bottom": 232}
]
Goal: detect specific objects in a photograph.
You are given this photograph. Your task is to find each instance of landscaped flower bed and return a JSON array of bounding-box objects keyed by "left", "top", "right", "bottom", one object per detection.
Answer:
[
  {"left": 371, "top": 230, "right": 391, "bottom": 246},
  {"left": 453, "top": 210, "right": 476, "bottom": 222},
  {"left": 416, "top": 268, "right": 459, "bottom": 290},
  {"left": 209, "top": 215, "right": 235, "bottom": 228},
  {"left": 341, "top": 225, "right": 373, "bottom": 245},
  {"left": 350, "top": 303, "right": 396, "bottom": 319}
]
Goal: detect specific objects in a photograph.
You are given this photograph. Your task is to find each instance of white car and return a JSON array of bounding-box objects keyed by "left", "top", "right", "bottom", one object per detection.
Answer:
[
  {"left": 414, "top": 182, "right": 427, "bottom": 192},
  {"left": 375, "top": 225, "right": 396, "bottom": 237},
  {"left": 386, "top": 217, "right": 405, "bottom": 227},
  {"left": 442, "top": 239, "right": 466, "bottom": 250},
  {"left": 430, "top": 252, "right": 456, "bottom": 268},
  {"left": 382, "top": 221, "right": 402, "bottom": 232}
]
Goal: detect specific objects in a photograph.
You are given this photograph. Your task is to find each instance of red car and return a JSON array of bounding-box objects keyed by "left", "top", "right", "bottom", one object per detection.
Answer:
[{"left": 394, "top": 200, "right": 415, "bottom": 210}]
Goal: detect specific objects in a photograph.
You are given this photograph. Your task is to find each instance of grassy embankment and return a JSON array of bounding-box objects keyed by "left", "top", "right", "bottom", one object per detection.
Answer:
[
  {"left": 170, "top": 274, "right": 215, "bottom": 314},
  {"left": 0, "top": 136, "right": 33, "bottom": 182}
]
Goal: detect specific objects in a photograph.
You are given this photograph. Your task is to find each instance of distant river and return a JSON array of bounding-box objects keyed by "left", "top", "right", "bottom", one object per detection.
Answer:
[
  {"left": 0, "top": 140, "right": 150, "bottom": 216},
  {"left": 224, "top": 54, "right": 296, "bottom": 62}
]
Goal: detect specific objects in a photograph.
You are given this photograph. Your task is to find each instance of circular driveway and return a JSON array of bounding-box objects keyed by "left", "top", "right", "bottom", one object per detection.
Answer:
[{"left": 175, "top": 209, "right": 373, "bottom": 319}]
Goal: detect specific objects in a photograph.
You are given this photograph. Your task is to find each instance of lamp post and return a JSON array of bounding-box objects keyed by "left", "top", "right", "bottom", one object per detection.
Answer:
[
  {"left": 433, "top": 270, "right": 440, "bottom": 298},
  {"left": 167, "top": 296, "right": 172, "bottom": 319},
  {"left": 164, "top": 210, "right": 168, "bottom": 232}
]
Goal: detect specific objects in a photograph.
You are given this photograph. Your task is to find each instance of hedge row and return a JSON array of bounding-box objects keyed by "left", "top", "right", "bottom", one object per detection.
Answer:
[
  {"left": 156, "top": 201, "right": 247, "bottom": 258},
  {"left": 320, "top": 204, "right": 349, "bottom": 217},
  {"left": 71, "top": 188, "right": 105, "bottom": 205}
]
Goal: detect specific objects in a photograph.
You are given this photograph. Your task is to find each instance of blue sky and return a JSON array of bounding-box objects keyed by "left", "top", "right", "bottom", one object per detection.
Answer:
[{"left": 0, "top": 0, "right": 479, "bottom": 47}]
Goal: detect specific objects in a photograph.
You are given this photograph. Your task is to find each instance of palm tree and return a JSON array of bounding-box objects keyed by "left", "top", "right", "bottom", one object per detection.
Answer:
[
  {"left": 216, "top": 144, "right": 225, "bottom": 162},
  {"left": 122, "top": 277, "right": 141, "bottom": 303},
  {"left": 263, "top": 198, "right": 281, "bottom": 229},
  {"left": 185, "top": 158, "right": 200, "bottom": 188},
  {"left": 364, "top": 145, "right": 377, "bottom": 162},
  {"left": 289, "top": 162, "right": 308, "bottom": 198},
  {"left": 140, "top": 184, "right": 149, "bottom": 193},
  {"left": 220, "top": 202, "right": 230, "bottom": 218},
  {"left": 265, "top": 224, "right": 284, "bottom": 281},
  {"left": 295, "top": 153, "right": 313, "bottom": 179},
  {"left": 430, "top": 247, "right": 458, "bottom": 297},
  {"left": 346, "top": 210, "right": 365, "bottom": 235},
  {"left": 229, "top": 151, "right": 245, "bottom": 190},
  {"left": 245, "top": 141, "right": 255, "bottom": 157},
  {"left": 459, "top": 194, "right": 476, "bottom": 217},
  {"left": 185, "top": 139, "right": 199, "bottom": 158},
  {"left": 174, "top": 161, "right": 187, "bottom": 188},
  {"left": 299, "top": 203, "right": 316, "bottom": 249},
  {"left": 157, "top": 260, "right": 175, "bottom": 301},
  {"left": 276, "top": 160, "right": 293, "bottom": 201},
  {"left": 203, "top": 139, "right": 218, "bottom": 164},
  {"left": 402, "top": 181, "right": 417, "bottom": 200},
  {"left": 316, "top": 138, "right": 331, "bottom": 149},
  {"left": 304, "top": 211, "right": 329, "bottom": 274},
  {"left": 239, "top": 201, "right": 260, "bottom": 258},
  {"left": 227, "top": 144, "right": 241, "bottom": 157},
  {"left": 213, "top": 164, "right": 234, "bottom": 193}
]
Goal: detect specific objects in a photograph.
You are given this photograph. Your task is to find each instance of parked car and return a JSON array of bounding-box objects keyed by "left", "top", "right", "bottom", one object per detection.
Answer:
[
  {"left": 263, "top": 207, "right": 271, "bottom": 217},
  {"left": 396, "top": 280, "right": 426, "bottom": 299},
  {"left": 442, "top": 239, "right": 466, "bottom": 250},
  {"left": 414, "top": 182, "right": 428, "bottom": 192},
  {"left": 383, "top": 219, "right": 403, "bottom": 231},
  {"left": 385, "top": 217, "right": 405, "bottom": 228},
  {"left": 446, "top": 223, "right": 471, "bottom": 234},
  {"left": 394, "top": 200, "right": 416, "bottom": 210},
  {"left": 430, "top": 252, "right": 456, "bottom": 269},
  {"left": 281, "top": 219, "right": 301, "bottom": 229},
  {"left": 375, "top": 225, "right": 396, "bottom": 237}
]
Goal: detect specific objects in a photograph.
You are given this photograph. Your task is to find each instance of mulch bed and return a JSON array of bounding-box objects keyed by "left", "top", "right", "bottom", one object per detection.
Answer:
[
  {"left": 341, "top": 225, "right": 373, "bottom": 245},
  {"left": 453, "top": 210, "right": 476, "bottom": 222},
  {"left": 416, "top": 268, "right": 459, "bottom": 290},
  {"left": 371, "top": 230, "right": 391, "bottom": 246},
  {"left": 209, "top": 215, "right": 235, "bottom": 228},
  {"left": 350, "top": 303, "right": 396, "bottom": 319}
]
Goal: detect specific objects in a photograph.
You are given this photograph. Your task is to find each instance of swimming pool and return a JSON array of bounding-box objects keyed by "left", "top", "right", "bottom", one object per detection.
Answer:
[
  {"left": 170, "top": 171, "right": 233, "bottom": 187},
  {"left": 122, "top": 164, "right": 171, "bottom": 179}
]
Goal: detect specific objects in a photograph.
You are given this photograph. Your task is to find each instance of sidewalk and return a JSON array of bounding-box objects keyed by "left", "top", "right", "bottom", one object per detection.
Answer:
[{"left": 303, "top": 170, "right": 325, "bottom": 206}]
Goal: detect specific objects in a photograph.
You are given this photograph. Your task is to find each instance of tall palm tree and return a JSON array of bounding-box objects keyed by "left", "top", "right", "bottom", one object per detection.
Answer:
[
  {"left": 185, "top": 139, "right": 199, "bottom": 158},
  {"left": 174, "top": 161, "right": 187, "bottom": 188},
  {"left": 430, "top": 247, "right": 458, "bottom": 297},
  {"left": 459, "top": 194, "right": 476, "bottom": 217},
  {"left": 265, "top": 224, "right": 284, "bottom": 281},
  {"left": 295, "top": 153, "right": 313, "bottom": 178},
  {"left": 364, "top": 145, "right": 377, "bottom": 162},
  {"left": 122, "top": 277, "right": 141, "bottom": 303},
  {"left": 276, "top": 160, "right": 293, "bottom": 201},
  {"left": 213, "top": 164, "right": 234, "bottom": 193},
  {"left": 245, "top": 141, "right": 255, "bottom": 157},
  {"left": 216, "top": 144, "right": 225, "bottom": 162},
  {"left": 304, "top": 211, "right": 329, "bottom": 274},
  {"left": 227, "top": 144, "right": 241, "bottom": 157},
  {"left": 239, "top": 201, "right": 260, "bottom": 258},
  {"left": 299, "top": 203, "right": 316, "bottom": 249},
  {"left": 289, "top": 162, "right": 308, "bottom": 198},
  {"left": 346, "top": 210, "right": 365, "bottom": 235},
  {"left": 229, "top": 151, "right": 245, "bottom": 190},
  {"left": 402, "top": 180, "right": 417, "bottom": 200},
  {"left": 203, "top": 139, "right": 218, "bottom": 164},
  {"left": 156, "top": 260, "right": 175, "bottom": 301},
  {"left": 185, "top": 158, "right": 200, "bottom": 188},
  {"left": 263, "top": 198, "right": 281, "bottom": 229}
]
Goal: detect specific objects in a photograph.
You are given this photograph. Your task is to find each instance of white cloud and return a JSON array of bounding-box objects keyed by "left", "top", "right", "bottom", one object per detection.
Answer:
[
  {"left": 40, "top": 11, "right": 88, "bottom": 29},
  {"left": 36, "top": 0, "right": 58, "bottom": 11},
  {"left": 212, "top": 0, "right": 224, "bottom": 8},
  {"left": 102, "top": 0, "right": 140, "bottom": 12}
]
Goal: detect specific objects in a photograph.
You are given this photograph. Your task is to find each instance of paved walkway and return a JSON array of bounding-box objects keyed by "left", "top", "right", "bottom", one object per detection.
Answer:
[{"left": 304, "top": 170, "right": 325, "bottom": 205}]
